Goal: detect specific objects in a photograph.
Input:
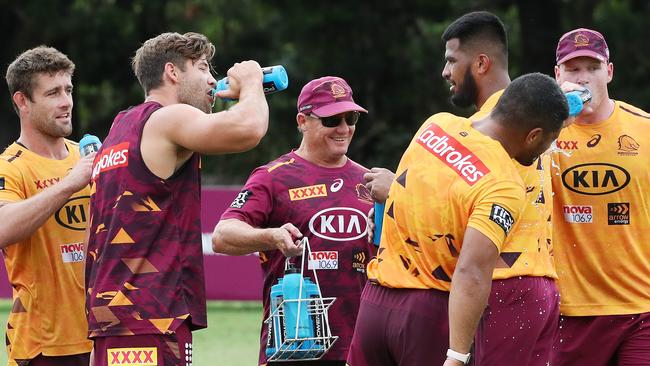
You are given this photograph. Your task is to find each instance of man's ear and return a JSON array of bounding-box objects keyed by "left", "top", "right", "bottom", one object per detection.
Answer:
[
  {"left": 163, "top": 62, "right": 180, "bottom": 83},
  {"left": 475, "top": 53, "right": 491, "bottom": 75},
  {"left": 13, "top": 91, "right": 29, "bottom": 113},
  {"left": 554, "top": 65, "right": 561, "bottom": 82},
  {"left": 606, "top": 62, "right": 614, "bottom": 84},
  {"left": 296, "top": 113, "right": 308, "bottom": 132},
  {"left": 525, "top": 127, "right": 544, "bottom": 145}
]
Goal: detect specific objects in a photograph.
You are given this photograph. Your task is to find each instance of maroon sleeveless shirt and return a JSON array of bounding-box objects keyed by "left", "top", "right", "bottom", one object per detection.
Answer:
[{"left": 86, "top": 101, "right": 206, "bottom": 337}]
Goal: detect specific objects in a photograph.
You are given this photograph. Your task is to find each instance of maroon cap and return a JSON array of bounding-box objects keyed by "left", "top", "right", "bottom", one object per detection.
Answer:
[
  {"left": 297, "top": 76, "right": 368, "bottom": 117},
  {"left": 556, "top": 28, "right": 610, "bottom": 65}
]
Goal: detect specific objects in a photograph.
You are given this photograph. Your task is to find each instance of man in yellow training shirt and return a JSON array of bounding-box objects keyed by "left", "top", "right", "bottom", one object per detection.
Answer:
[
  {"left": 361, "top": 11, "right": 561, "bottom": 366},
  {"left": 347, "top": 73, "right": 568, "bottom": 366},
  {"left": 441, "top": 12, "right": 560, "bottom": 366},
  {"left": 551, "top": 28, "right": 650, "bottom": 366},
  {"left": 0, "top": 47, "right": 94, "bottom": 365}
]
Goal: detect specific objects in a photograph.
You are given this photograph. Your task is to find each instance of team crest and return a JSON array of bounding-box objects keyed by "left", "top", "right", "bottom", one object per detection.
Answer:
[
  {"left": 331, "top": 83, "right": 347, "bottom": 98},
  {"left": 617, "top": 135, "right": 639, "bottom": 156},
  {"left": 355, "top": 183, "right": 373, "bottom": 204},
  {"left": 573, "top": 33, "right": 590, "bottom": 47}
]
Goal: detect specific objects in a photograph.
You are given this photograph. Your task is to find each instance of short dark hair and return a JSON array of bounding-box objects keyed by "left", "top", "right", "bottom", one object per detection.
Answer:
[
  {"left": 492, "top": 72, "right": 568, "bottom": 133},
  {"left": 442, "top": 11, "right": 508, "bottom": 65},
  {"left": 5, "top": 46, "right": 75, "bottom": 114},
  {"left": 132, "top": 32, "right": 216, "bottom": 94}
]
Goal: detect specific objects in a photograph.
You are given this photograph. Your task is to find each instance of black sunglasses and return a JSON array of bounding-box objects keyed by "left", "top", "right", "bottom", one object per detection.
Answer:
[{"left": 311, "top": 111, "right": 360, "bottom": 128}]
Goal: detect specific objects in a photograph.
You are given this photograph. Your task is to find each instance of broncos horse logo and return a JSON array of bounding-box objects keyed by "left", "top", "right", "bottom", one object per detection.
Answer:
[
  {"left": 618, "top": 135, "right": 639, "bottom": 152},
  {"left": 355, "top": 183, "right": 373, "bottom": 204}
]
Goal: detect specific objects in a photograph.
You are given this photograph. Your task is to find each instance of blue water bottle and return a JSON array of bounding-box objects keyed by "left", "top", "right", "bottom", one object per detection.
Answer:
[
  {"left": 302, "top": 278, "right": 324, "bottom": 357},
  {"left": 213, "top": 65, "right": 289, "bottom": 99},
  {"left": 79, "top": 134, "right": 101, "bottom": 157},
  {"left": 373, "top": 202, "right": 385, "bottom": 246},
  {"left": 565, "top": 88, "right": 591, "bottom": 116},
  {"left": 266, "top": 278, "right": 285, "bottom": 358},
  {"left": 282, "top": 266, "right": 315, "bottom": 344}
]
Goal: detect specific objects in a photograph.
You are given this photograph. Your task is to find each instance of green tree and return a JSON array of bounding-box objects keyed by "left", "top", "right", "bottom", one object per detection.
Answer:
[{"left": 1, "top": 0, "right": 648, "bottom": 184}]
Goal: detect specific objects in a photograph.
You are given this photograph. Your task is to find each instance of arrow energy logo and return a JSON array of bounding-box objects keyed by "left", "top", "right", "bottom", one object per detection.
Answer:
[{"left": 607, "top": 203, "right": 630, "bottom": 225}]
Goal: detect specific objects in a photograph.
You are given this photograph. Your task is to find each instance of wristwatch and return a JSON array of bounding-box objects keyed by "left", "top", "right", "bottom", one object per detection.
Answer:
[{"left": 446, "top": 349, "right": 471, "bottom": 364}]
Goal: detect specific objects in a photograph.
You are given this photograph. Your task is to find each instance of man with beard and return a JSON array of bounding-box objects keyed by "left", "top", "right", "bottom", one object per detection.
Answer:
[
  {"left": 362, "top": 12, "right": 561, "bottom": 366},
  {"left": 85, "top": 32, "right": 270, "bottom": 365},
  {"left": 442, "top": 12, "right": 560, "bottom": 365},
  {"left": 347, "top": 73, "right": 568, "bottom": 366},
  {"left": 0, "top": 46, "right": 94, "bottom": 365}
]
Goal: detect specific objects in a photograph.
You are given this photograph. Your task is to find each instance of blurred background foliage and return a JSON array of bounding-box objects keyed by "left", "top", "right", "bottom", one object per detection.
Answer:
[{"left": 1, "top": 0, "right": 649, "bottom": 184}]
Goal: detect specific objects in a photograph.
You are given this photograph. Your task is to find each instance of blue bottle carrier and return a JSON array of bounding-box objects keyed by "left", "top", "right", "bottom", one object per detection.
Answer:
[{"left": 265, "top": 237, "right": 339, "bottom": 361}]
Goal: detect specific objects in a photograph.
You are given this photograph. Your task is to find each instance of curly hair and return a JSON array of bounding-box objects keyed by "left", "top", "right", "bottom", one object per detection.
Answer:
[{"left": 132, "top": 32, "right": 216, "bottom": 94}]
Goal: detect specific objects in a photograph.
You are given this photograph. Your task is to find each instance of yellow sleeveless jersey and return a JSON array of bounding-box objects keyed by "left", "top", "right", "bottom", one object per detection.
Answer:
[
  {"left": 472, "top": 91, "right": 557, "bottom": 280},
  {"left": 0, "top": 140, "right": 93, "bottom": 362},
  {"left": 551, "top": 101, "right": 650, "bottom": 316},
  {"left": 367, "top": 113, "right": 525, "bottom": 291}
]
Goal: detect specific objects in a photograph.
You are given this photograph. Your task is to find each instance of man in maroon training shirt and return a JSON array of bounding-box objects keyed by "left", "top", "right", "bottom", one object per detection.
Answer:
[
  {"left": 213, "top": 76, "right": 376, "bottom": 366},
  {"left": 86, "top": 32, "right": 269, "bottom": 365}
]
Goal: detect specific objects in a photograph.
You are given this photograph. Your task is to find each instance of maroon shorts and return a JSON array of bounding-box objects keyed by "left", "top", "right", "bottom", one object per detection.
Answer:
[
  {"left": 347, "top": 281, "right": 449, "bottom": 366},
  {"left": 472, "top": 276, "right": 559, "bottom": 366},
  {"left": 93, "top": 322, "right": 192, "bottom": 366},
  {"left": 25, "top": 353, "right": 90, "bottom": 366},
  {"left": 553, "top": 311, "right": 650, "bottom": 366}
]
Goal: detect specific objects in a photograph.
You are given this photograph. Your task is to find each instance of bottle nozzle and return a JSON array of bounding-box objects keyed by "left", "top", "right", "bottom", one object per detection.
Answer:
[{"left": 285, "top": 263, "right": 300, "bottom": 274}]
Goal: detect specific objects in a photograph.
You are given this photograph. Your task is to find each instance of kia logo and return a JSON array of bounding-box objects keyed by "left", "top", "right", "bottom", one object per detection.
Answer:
[
  {"left": 308, "top": 207, "right": 368, "bottom": 241},
  {"left": 55, "top": 196, "right": 90, "bottom": 230},
  {"left": 561, "top": 163, "right": 630, "bottom": 195}
]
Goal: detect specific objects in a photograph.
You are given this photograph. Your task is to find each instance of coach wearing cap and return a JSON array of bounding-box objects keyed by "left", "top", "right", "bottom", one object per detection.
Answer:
[
  {"left": 551, "top": 28, "right": 650, "bottom": 365},
  {"left": 213, "top": 76, "right": 376, "bottom": 366}
]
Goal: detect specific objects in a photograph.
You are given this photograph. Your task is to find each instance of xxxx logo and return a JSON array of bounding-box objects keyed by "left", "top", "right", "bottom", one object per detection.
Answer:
[
  {"left": 107, "top": 347, "right": 157, "bottom": 366},
  {"left": 556, "top": 140, "right": 578, "bottom": 150},
  {"left": 34, "top": 177, "right": 61, "bottom": 190},
  {"left": 289, "top": 184, "right": 327, "bottom": 201}
]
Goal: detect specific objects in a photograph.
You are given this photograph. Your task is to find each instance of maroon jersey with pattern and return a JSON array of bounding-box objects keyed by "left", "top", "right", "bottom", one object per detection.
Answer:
[
  {"left": 85, "top": 101, "right": 206, "bottom": 338},
  {"left": 220, "top": 151, "right": 375, "bottom": 363}
]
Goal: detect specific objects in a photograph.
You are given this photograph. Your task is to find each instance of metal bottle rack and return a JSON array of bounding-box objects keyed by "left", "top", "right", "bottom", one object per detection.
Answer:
[{"left": 265, "top": 237, "right": 339, "bottom": 361}]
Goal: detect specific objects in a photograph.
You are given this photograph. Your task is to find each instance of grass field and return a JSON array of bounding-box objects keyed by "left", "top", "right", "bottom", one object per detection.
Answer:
[{"left": 0, "top": 300, "right": 263, "bottom": 365}]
